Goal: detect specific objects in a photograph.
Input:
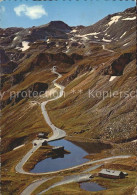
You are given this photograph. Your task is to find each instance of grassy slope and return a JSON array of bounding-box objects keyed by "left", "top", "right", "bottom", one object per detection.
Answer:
[
  {"left": 2, "top": 70, "right": 56, "bottom": 101},
  {"left": 1, "top": 69, "right": 57, "bottom": 194},
  {"left": 1, "top": 97, "right": 53, "bottom": 194},
  {"left": 1, "top": 143, "right": 45, "bottom": 195},
  {"left": 46, "top": 45, "right": 136, "bottom": 143},
  {"left": 1, "top": 40, "right": 136, "bottom": 194}
]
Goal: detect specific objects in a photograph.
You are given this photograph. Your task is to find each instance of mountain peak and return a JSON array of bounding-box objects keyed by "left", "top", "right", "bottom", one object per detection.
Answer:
[
  {"left": 47, "top": 20, "right": 72, "bottom": 31},
  {"left": 124, "top": 6, "right": 136, "bottom": 14},
  {"left": 48, "top": 21, "right": 71, "bottom": 31}
]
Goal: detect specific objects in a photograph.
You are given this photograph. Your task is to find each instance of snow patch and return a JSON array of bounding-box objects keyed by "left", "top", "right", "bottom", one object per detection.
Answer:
[
  {"left": 65, "top": 49, "right": 70, "bottom": 53},
  {"left": 21, "top": 41, "right": 30, "bottom": 51},
  {"left": 71, "top": 29, "right": 77, "bottom": 33},
  {"left": 70, "top": 37, "right": 74, "bottom": 41},
  {"left": 123, "top": 42, "right": 129, "bottom": 46},
  {"left": 82, "top": 36, "right": 89, "bottom": 40},
  {"left": 105, "top": 33, "right": 110, "bottom": 37},
  {"left": 132, "top": 140, "right": 137, "bottom": 143},
  {"left": 47, "top": 39, "right": 50, "bottom": 43},
  {"left": 122, "top": 17, "right": 136, "bottom": 21},
  {"left": 102, "top": 45, "right": 105, "bottom": 50},
  {"left": 102, "top": 38, "right": 111, "bottom": 42},
  {"left": 13, "top": 144, "right": 25, "bottom": 150},
  {"left": 85, "top": 32, "right": 100, "bottom": 36},
  {"left": 13, "top": 36, "right": 18, "bottom": 41},
  {"left": 77, "top": 32, "right": 100, "bottom": 38},
  {"left": 16, "top": 46, "right": 21, "bottom": 50},
  {"left": 65, "top": 45, "right": 70, "bottom": 53},
  {"left": 107, "top": 16, "right": 121, "bottom": 27},
  {"left": 120, "top": 32, "right": 127, "bottom": 39},
  {"left": 104, "top": 27, "right": 110, "bottom": 32},
  {"left": 109, "top": 76, "right": 117, "bottom": 82}
]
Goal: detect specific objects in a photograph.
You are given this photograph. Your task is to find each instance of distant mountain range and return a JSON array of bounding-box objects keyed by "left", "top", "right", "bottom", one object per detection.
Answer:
[{"left": 0, "top": 7, "right": 135, "bottom": 66}]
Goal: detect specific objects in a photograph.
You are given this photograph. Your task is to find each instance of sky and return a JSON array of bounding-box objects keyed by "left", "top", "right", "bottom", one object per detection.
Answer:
[{"left": 0, "top": 0, "right": 136, "bottom": 28}]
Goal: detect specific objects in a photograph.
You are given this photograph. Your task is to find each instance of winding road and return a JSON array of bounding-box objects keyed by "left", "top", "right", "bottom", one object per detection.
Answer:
[
  {"left": 15, "top": 70, "right": 66, "bottom": 175},
  {"left": 41, "top": 71, "right": 66, "bottom": 142},
  {"left": 38, "top": 173, "right": 92, "bottom": 195},
  {"left": 21, "top": 164, "right": 103, "bottom": 195},
  {"left": 17, "top": 70, "right": 131, "bottom": 194},
  {"left": 21, "top": 178, "right": 53, "bottom": 195}
]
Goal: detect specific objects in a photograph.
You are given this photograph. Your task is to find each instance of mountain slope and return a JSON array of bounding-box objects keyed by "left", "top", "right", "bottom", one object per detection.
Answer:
[
  {"left": 1, "top": 7, "right": 136, "bottom": 144},
  {"left": 78, "top": 7, "right": 136, "bottom": 42},
  {"left": 1, "top": 6, "right": 136, "bottom": 195}
]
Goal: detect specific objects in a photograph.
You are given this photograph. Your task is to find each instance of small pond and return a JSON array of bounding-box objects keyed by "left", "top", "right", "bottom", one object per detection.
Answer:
[
  {"left": 30, "top": 139, "right": 111, "bottom": 173},
  {"left": 80, "top": 181, "right": 106, "bottom": 192},
  {"left": 31, "top": 139, "right": 89, "bottom": 173}
]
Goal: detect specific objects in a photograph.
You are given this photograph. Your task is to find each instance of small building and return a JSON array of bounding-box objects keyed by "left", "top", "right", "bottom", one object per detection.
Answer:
[
  {"left": 37, "top": 132, "right": 48, "bottom": 139},
  {"left": 42, "top": 140, "right": 48, "bottom": 146},
  {"left": 123, "top": 172, "right": 128, "bottom": 176},
  {"left": 52, "top": 146, "right": 64, "bottom": 153},
  {"left": 99, "top": 169, "right": 125, "bottom": 179},
  {"left": 52, "top": 66, "right": 57, "bottom": 72}
]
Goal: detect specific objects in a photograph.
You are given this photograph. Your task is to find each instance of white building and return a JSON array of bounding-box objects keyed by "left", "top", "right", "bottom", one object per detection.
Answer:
[{"left": 52, "top": 66, "right": 57, "bottom": 72}]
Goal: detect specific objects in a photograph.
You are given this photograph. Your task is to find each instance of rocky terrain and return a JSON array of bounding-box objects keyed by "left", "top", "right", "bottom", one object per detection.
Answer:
[{"left": 1, "top": 6, "right": 136, "bottom": 195}]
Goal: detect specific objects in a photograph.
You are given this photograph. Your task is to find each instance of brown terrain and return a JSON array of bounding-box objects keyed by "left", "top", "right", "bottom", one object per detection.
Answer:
[{"left": 0, "top": 6, "right": 136, "bottom": 195}]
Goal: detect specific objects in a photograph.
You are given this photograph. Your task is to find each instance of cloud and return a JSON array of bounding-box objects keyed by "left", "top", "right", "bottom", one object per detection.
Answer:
[
  {"left": 14, "top": 4, "right": 47, "bottom": 19},
  {"left": 0, "top": 6, "right": 5, "bottom": 13}
]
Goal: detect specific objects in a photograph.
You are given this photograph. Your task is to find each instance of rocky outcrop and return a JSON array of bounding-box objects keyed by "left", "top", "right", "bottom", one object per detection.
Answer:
[
  {"left": 47, "top": 21, "right": 72, "bottom": 32},
  {"left": 31, "top": 82, "right": 48, "bottom": 95},
  {"left": 103, "top": 53, "right": 133, "bottom": 76},
  {"left": 1, "top": 82, "right": 48, "bottom": 108},
  {"left": 61, "top": 63, "right": 92, "bottom": 85}
]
